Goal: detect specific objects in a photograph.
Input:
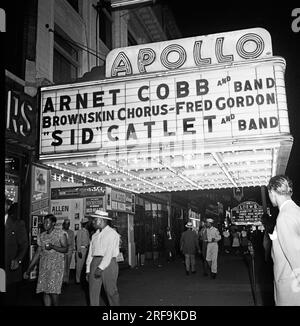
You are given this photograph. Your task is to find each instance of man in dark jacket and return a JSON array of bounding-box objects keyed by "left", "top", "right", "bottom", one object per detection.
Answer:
[
  {"left": 5, "top": 199, "right": 28, "bottom": 305},
  {"left": 180, "top": 221, "right": 200, "bottom": 275}
]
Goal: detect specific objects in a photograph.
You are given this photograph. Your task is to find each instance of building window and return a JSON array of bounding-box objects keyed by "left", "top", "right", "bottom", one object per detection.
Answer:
[
  {"left": 4, "top": 2, "right": 27, "bottom": 79},
  {"left": 128, "top": 31, "right": 137, "bottom": 46},
  {"left": 99, "top": 3, "right": 112, "bottom": 49},
  {"left": 53, "top": 27, "right": 80, "bottom": 83},
  {"left": 66, "top": 0, "right": 79, "bottom": 13}
]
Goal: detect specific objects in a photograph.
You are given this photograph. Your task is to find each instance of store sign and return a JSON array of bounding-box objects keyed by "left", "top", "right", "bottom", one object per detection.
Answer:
[
  {"left": 40, "top": 58, "right": 288, "bottom": 156},
  {"left": 106, "top": 28, "right": 272, "bottom": 77},
  {"left": 6, "top": 88, "right": 37, "bottom": 147},
  {"left": 231, "top": 201, "right": 269, "bottom": 225},
  {"left": 85, "top": 197, "right": 104, "bottom": 215},
  {"left": 106, "top": 187, "right": 135, "bottom": 213},
  {"left": 51, "top": 186, "right": 106, "bottom": 199}
]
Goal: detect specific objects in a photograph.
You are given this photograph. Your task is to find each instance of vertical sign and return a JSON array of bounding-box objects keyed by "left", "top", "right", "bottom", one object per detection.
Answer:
[
  {"left": 31, "top": 164, "right": 51, "bottom": 215},
  {"left": 29, "top": 164, "right": 51, "bottom": 279},
  {"left": 0, "top": 8, "right": 6, "bottom": 32},
  {"left": 106, "top": 187, "right": 112, "bottom": 210}
]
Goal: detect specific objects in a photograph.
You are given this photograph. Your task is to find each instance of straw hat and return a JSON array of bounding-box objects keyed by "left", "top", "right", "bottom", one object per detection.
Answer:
[
  {"left": 185, "top": 221, "right": 193, "bottom": 228},
  {"left": 90, "top": 210, "right": 112, "bottom": 220},
  {"left": 80, "top": 217, "right": 89, "bottom": 224}
]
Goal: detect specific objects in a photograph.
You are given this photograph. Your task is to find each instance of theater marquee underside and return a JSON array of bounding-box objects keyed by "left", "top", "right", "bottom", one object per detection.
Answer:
[{"left": 41, "top": 134, "right": 292, "bottom": 194}]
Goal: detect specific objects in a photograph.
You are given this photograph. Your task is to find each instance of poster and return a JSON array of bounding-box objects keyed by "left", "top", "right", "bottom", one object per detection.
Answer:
[
  {"left": 50, "top": 198, "right": 84, "bottom": 269},
  {"left": 31, "top": 164, "right": 51, "bottom": 215},
  {"left": 34, "top": 167, "right": 47, "bottom": 193},
  {"left": 50, "top": 198, "right": 84, "bottom": 229}
]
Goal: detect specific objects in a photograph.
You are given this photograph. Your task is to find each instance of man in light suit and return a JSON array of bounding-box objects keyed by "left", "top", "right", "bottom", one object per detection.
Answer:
[
  {"left": 205, "top": 218, "right": 221, "bottom": 279},
  {"left": 267, "top": 175, "right": 300, "bottom": 306},
  {"left": 86, "top": 210, "right": 120, "bottom": 306}
]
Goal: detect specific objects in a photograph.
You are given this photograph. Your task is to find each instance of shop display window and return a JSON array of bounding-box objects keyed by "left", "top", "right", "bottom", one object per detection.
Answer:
[{"left": 5, "top": 156, "right": 20, "bottom": 203}]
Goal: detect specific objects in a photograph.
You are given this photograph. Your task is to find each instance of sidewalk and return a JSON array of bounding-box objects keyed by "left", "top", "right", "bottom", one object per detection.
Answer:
[{"left": 18, "top": 252, "right": 255, "bottom": 306}]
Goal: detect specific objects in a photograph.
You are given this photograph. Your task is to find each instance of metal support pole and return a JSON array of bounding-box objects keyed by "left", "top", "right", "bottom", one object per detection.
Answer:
[
  {"left": 167, "top": 193, "right": 172, "bottom": 228},
  {"left": 261, "top": 186, "right": 267, "bottom": 213},
  {"left": 248, "top": 241, "right": 257, "bottom": 306}
]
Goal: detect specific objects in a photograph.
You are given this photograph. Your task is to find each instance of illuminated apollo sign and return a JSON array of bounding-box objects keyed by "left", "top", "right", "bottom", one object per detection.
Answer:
[
  {"left": 39, "top": 58, "right": 288, "bottom": 156},
  {"left": 106, "top": 28, "right": 272, "bottom": 77}
]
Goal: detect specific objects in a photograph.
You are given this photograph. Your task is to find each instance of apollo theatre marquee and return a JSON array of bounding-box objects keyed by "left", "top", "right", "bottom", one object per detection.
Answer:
[{"left": 39, "top": 28, "right": 293, "bottom": 194}]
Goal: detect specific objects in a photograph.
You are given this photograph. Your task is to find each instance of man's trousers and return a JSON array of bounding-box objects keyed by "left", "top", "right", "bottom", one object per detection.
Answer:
[
  {"left": 63, "top": 251, "right": 73, "bottom": 283},
  {"left": 76, "top": 248, "right": 88, "bottom": 283},
  {"left": 206, "top": 243, "right": 218, "bottom": 273},
  {"left": 184, "top": 254, "right": 196, "bottom": 272},
  {"left": 89, "top": 256, "right": 120, "bottom": 306}
]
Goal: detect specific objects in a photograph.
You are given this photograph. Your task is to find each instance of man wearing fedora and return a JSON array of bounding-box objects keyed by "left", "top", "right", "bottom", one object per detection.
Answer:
[
  {"left": 205, "top": 218, "right": 221, "bottom": 279},
  {"left": 62, "top": 218, "right": 74, "bottom": 284},
  {"left": 86, "top": 210, "right": 120, "bottom": 306},
  {"left": 180, "top": 221, "right": 200, "bottom": 275},
  {"left": 75, "top": 217, "right": 90, "bottom": 284}
]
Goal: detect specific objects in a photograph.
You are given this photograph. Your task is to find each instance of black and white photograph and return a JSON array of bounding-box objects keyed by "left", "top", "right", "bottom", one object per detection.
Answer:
[
  {"left": 35, "top": 167, "right": 47, "bottom": 193},
  {"left": 2, "top": 0, "right": 300, "bottom": 315}
]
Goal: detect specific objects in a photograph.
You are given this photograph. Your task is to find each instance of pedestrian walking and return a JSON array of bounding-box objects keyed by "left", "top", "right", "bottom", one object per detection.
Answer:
[
  {"left": 198, "top": 221, "right": 209, "bottom": 276},
  {"left": 240, "top": 227, "right": 249, "bottom": 254},
  {"left": 62, "top": 218, "right": 75, "bottom": 284},
  {"left": 205, "top": 218, "right": 221, "bottom": 279},
  {"left": 267, "top": 175, "right": 300, "bottom": 306},
  {"left": 222, "top": 228, "right": 231, "bottom": 254},
  {"left": 163, "top": 226, "right": 176, "bottom": 262},
  {"left": 180, "top": 221, "right": 200, "bottom": 275},
  {"left": 23, "top": 214, "right": 68, "bottom": 306},
  {"left": 86, "top": 210, "right": 120, "bottom": 306},
  {"left": 75, "top": 218, "right": 90, "bottom": 284},
  {"left": 5, "top": 199, "right": 28, "bottom": 306},
  {"left": 231, "top": 229, "right": 241, "bottom": 255}
]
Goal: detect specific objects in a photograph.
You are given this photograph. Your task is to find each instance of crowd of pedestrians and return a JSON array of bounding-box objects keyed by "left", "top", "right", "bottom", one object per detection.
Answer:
[
  {"left": 178, "top": 217, "right": 251, "bottom": 280},
  {"left": 4, "top": 175, "right": 300, "bottom": 306}
]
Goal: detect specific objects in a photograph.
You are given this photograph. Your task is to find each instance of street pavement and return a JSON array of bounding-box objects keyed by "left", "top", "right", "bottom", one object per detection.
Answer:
[{"left": 17, "top": 251, "right": 258, "bottom": 306}]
